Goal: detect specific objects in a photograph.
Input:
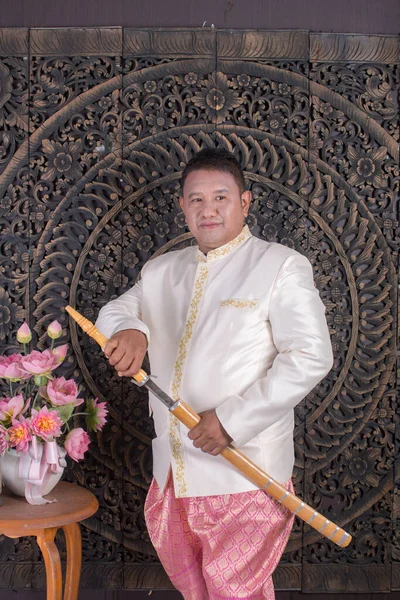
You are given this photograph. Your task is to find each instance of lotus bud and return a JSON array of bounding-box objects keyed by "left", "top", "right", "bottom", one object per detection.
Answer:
[
  {"left": 16, "top": 322, "right": 32, "bottom": 344},
  {"left": 47, "top": 320, "right": 62, "bottom": 340}
]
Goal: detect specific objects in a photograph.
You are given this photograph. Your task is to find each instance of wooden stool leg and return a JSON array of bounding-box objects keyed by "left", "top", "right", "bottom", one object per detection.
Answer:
[
  {"left": 37, "top": 527, "right": 62, "bottom": 600},
  {"left": 62, "top": 522, "right": 82, "bottom": 600}
]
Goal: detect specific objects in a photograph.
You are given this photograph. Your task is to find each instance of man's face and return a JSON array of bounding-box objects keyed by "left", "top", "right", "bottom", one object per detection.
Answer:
[{"left": 179, "top": 169, "right": 252, "bottom": 255}]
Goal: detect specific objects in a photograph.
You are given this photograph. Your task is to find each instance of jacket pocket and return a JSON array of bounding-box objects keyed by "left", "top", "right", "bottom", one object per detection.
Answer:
[
  {"left": 217, "top": 299, "right": 260, "bottom": 374},
  {"left": 218, "top": 299, "right": 260, "bottom": 331},
  {"left": 220, "top": 298, "right": 259, "bottom": 310}
]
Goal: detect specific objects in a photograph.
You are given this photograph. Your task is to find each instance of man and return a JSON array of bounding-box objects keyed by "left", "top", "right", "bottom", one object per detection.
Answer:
[{"left": 96, "top": 148, "right": 333, "bottom": 599}]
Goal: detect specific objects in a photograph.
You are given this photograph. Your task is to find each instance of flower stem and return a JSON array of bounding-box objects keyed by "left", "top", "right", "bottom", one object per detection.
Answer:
[{"left": 31, "top": 389, "right": 40, "bottom": 411}]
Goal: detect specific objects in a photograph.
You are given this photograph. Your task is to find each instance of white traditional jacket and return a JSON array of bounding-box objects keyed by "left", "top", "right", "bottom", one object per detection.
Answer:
[{"left": 96, "top": 226, "right": 333, "bottom": 497}]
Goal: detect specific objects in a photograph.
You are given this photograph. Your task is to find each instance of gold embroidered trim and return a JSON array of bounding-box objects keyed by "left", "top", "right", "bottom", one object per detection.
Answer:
[
  {"left": 197, "top": 225, "right": 251, "bottom": 263},
  {"left": 169, "top": 414, "right": 186, "bottom": 494},
  {"left": 169, "top": 263, "right": 209, "bottom": 496},
  {"left": 220, "top": 299, "right": 258, "bottom": 309}
]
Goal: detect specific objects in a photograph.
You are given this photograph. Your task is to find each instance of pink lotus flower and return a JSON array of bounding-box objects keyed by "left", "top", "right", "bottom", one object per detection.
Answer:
[
  {"left": 0, "top": 424, "right": 9, "bottom": 456},
  {"left": 0, "top": 354, "right": 29, "bottom": 382},
  {"left": 16, "top": 322, "right": 32, "bottom": 344},
  {"left": 30, "top": 406, "right": 63, "bottom": 441},
  {"left": 64, "top": 428, "right": 90, "bottom": 461},
  {"left": 86, "top": 398, "right": 108, "bottom": 432},
  {"left": 1, "top": 313, "right": 99, "bottom": 466},
  {"left": 47, "top": 377, "right": 84, "bottom": 407},
  {"left": 0, "top": 394, "right": 25, "bottom": 422},
  {"left": 9, "top": 415, "right": 32, "bottom": 453},
  {"left": 21, "top": 349, "right": 60, "bottom": 376},
  {"left": 47, "top": 320, "right": 62, "bottom": 340},
  {"left": 52, "top": 344, "right": 68, "bottom": 363}
]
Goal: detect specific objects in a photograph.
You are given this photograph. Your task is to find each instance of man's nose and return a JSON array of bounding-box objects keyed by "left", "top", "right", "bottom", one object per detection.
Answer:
[{"left": 201, "top": 200, "right": 218, "bottom": 217}]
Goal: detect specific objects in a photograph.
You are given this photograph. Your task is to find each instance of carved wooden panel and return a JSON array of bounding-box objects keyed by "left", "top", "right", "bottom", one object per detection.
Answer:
[{"left": 0, "top": 28, "right": 398, "bottom": 593}]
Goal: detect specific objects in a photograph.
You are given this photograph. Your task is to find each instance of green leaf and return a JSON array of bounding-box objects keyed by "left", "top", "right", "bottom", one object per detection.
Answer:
[{"left": 56, "top": 404, "right": 75, "bottom": 424}]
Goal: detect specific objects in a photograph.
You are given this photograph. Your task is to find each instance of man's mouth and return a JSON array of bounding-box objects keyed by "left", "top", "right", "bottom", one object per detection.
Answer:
[{"left": 199, "top": 222, "right": 222, "bottom": 229}]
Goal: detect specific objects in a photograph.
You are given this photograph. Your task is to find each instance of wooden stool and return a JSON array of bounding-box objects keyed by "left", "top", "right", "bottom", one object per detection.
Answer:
[{"left": 0, "top": 481, "right": 98, "bottom": 600}]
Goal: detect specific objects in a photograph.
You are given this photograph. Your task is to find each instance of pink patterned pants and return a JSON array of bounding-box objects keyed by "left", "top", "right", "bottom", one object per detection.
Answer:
[{"left": 144, "top": 472, "right": 294, "bottom": 600}]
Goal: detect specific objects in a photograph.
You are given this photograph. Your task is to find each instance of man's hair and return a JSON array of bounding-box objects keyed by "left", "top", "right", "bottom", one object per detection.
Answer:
[{"left": 181, "top": 148, "right": 246, "bottom": 194}]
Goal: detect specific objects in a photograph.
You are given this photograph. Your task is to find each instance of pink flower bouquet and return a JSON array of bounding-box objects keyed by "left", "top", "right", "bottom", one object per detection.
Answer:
[{"left": 0, "top": 320, "right": 108, "bottom": 504}]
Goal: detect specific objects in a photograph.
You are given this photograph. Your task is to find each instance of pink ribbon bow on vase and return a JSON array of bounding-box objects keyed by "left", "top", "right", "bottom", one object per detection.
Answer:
[{"left": 18, "top": 437, "right": 67, "bottom": 505}]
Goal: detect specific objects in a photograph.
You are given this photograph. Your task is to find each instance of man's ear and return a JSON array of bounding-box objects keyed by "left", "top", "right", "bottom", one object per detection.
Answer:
[
  {"left": 241, "top": 190, "right": 252, "bottom": 217},
  {"left": 179, "top": 196, "right": 184, "bottom": 211}
]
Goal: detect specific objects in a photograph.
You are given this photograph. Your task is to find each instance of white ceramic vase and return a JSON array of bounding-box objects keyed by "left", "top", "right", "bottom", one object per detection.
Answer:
[{"left": 0, "top": 447, "right": 65, "bottom": 499}]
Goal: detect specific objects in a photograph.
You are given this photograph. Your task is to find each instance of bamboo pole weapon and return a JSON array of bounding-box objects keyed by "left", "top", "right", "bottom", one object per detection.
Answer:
[{"left": 66, "top": 305, "right": 352, "bottom": 549}]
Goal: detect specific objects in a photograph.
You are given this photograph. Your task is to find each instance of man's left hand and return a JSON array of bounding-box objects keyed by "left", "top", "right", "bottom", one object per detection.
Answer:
[{"left": 188, "top": 409, "right": 232, "bottom": 456}]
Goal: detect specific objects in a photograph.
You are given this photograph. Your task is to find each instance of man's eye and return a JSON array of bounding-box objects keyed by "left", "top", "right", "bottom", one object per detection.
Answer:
[
  {"left": 191, "top": 197, "right": 202, "bottom": 202},
  {"left": 216, "top": 196, "right": 226, "bottom": 201}
]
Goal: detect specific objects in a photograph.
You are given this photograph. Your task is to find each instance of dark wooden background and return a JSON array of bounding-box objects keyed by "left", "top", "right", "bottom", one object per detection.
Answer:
[
  {"left": 0, "top": 1, "right": 399, "bottom": 598},
  {"left": 0, "top": 0, "right": 399, "bottom": 33}
]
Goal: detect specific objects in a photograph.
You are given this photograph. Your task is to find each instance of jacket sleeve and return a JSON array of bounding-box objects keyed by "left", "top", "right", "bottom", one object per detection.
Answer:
[
  {"left": 95, "top": 277, "right": 150, "bottom": 343},
  {"left": 215, "top": 253, "right": 333, "bottom": 447}
]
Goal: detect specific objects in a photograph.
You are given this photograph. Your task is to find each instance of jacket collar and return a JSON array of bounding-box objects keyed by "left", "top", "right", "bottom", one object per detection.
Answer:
[{"left": 196, "top": 225, "right": 252, "bottom": 263}]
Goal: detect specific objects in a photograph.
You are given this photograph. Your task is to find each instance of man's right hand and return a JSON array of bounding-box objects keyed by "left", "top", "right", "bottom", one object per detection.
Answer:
[{"left": 104, "top": 329, "right": 147, "bottom": 378}]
